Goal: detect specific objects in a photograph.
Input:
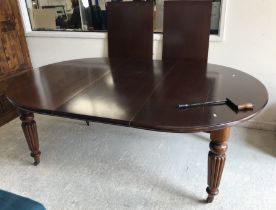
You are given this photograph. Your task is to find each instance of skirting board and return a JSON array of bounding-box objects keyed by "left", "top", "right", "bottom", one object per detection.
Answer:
[{"left": 238, "top": 120, "right": 276, "bottom": 131}]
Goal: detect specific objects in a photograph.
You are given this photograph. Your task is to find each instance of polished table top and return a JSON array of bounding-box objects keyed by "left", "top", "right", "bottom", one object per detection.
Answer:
[{"left": 7, "top": 58, "right": 268, "bottom": 132}]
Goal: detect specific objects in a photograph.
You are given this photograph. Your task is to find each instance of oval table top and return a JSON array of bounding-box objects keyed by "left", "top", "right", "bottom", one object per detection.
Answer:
[{"left": 7, "top": 58, "right": 268, "bottom": 132}]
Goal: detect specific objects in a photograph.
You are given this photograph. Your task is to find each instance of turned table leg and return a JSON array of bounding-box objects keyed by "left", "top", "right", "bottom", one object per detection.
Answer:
[
  {"left": 206, "top": 127, "right": 230, "bottom": 203},
  {"left": 20, "top": 111, "right": 41, "bottom": 166}
]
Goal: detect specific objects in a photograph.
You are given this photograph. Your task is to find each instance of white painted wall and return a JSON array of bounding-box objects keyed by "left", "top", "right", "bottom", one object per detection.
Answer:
[
  {"left": 208, "top": 0, "right": 276, "bottom": 130},
  {"left": 23, "top": 0, "right": 276, "bottom": 130}
]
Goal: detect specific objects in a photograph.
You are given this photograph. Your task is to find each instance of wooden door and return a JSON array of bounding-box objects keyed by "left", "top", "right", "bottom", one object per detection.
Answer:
[{"left": 0, "top": 0, "right": 32, "bottom": 126}]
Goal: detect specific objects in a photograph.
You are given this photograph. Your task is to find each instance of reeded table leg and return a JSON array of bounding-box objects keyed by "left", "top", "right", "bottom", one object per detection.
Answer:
[
  {"left": 20, "top": 111, "right": 41, "bottom": 166},
  {"left": 206, "top": 127, "right": 230, "bottom": 203}
]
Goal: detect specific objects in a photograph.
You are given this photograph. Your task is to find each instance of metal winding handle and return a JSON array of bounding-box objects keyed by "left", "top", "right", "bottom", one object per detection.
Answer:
[{"left": 178, "top": 101, "right": 225, "bottom": 109}]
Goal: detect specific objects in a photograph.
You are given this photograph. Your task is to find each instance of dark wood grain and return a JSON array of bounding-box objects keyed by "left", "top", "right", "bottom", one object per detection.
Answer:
[
  {"left": 131, "top": 60, "right": 268, "bottom": 132},
  {"left": 162, "top": 0, "right": 212, "bottom": 61},
  {"left": 107, "top": 2, "right": 153, "bottom": 59},
  {"left": 7, "top": 58, "right": 268, "bottom": 132},
  {"left": 57, "top": 59, "right": 175, "bottom": 125},
  {"left": 0, "top": 0, "right": 32, "bottom": 77},
  {"left": 20, "top": 111, "right": 41, "bottom": 166},
  {"left": 207, "top": 128, "right": 230, "bottom": 202},
  {"left": 0, "top": 0, "right": 32, "bottom": 126},
  {"left": 6, "top": 58, "right": 268, "bottom": 202}
]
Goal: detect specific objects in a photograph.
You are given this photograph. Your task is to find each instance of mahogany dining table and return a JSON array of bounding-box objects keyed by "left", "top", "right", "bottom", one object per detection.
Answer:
[{"left": 6, "top": 58, "right": 268, "bottom": 202}]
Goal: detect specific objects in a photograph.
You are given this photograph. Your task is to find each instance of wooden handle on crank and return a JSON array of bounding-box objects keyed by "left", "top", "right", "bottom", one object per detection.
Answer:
[{"left": 237, "top": 103, "right": 254, "bottom": 111}]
